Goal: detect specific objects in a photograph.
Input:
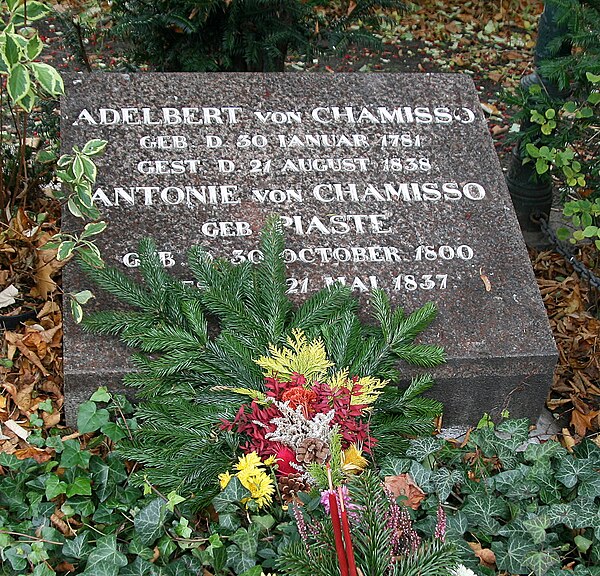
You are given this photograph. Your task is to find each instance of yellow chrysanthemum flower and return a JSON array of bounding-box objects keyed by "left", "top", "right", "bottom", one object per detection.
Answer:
[
  {"left": 246, "top": 472, "right": 275, "bottom": 508},
  {"left": 235, "top": 452, "right": 262, "bottom": 472}
]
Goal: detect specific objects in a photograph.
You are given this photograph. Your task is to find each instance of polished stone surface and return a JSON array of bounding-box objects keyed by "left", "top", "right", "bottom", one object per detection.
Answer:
[{"left": 61, "top": 73, "right": 557, "bottom": 424}]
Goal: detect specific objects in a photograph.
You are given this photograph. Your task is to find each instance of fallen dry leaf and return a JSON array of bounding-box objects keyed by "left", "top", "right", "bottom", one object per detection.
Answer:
[
  {"left": 4, "top": 419, "right": 30, "bottom": 440},
  {"left": 571, "top": 409, "right": 600, "bottom": 438},
  {"left": 384, "top": 474, "right": 426, "bottom": 510},
  {"left": 479, "top": 268, "right": 492, "bottom": 291},
  {"left": 33, "top": 234, "right": 64, "bottom": 299},
  {"left": 14, "top": 445, "right": 54, "bottom": 463},
  {"left": 468, "top": 541, "right": 496, "bottom": 567}
]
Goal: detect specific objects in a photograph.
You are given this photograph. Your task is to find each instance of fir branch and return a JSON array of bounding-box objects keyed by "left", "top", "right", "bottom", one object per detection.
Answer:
[
  {"left": 320, "top": 310, "right": 363, "bottom": 370},
  {"left": 396, "top": 539, "right": 458, "bottom": 576},
  {"left": 79, "top": 260, "right": 155, "bottom": 310},
  {"left": 291, "top": 283, "right": 355, "bottom": 332},
  {"left": 393, "top": 344, "right": 446, "bottom": 367},
  {"left": 254, "top": 216, "right": 292, "bottom": 344}
]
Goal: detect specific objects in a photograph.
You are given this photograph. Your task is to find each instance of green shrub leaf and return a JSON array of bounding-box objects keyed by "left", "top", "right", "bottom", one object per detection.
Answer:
[
  {"left": 7, "top": 62, "right": 31, "bottom": 105},
  {"left": 30, "top": 62, "right": 64, "bottom": 96}
]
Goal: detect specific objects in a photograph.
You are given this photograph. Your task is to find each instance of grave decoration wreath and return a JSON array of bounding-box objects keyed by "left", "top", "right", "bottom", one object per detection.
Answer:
[{"left": 81, "top": 217, "right": 455, "bottom": 574}]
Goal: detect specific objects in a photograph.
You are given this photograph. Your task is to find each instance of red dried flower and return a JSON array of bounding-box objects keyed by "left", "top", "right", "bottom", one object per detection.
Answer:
[{"left": 282, "top": 386, "right": 317, "bottom": 411}]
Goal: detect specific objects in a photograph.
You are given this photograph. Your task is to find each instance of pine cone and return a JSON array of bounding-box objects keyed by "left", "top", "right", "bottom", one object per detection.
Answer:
[
  {"left": 296, "top": 437, "right": 330, "bottom": 464},
  {"left": 278, "top": 473, "right": 308, "bottom": 502}
]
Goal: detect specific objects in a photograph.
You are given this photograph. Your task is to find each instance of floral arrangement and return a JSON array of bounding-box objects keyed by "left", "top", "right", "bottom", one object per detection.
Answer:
[
  {"left": 220, "top": 329, "right": 383, "bottom": 498},
  {"left": 215, "top": 329, "right": 457, "bottom": 576}
]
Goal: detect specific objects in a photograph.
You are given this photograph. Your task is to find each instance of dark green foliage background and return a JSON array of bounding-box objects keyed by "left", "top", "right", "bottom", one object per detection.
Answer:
[{"left": 109, "top": 0, "right": 411, "bottom": 71}]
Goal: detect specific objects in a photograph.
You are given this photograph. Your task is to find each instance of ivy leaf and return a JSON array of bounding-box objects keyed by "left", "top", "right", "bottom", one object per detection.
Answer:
[
  {"left": 578, "top": 472, "right": 600, "bottom": 499},
  {"left": 462, "top": 493, "right": 507, "bottom": 534},
  {"left": 556, "top": 457, "right": 591, "bottom": 488},
  {"left": 408, "top": 461, "right": 433, "bottom": 491},
  {"left": 62, "top": 532, "right": 93, "bottom": 560},
  {"left": 60, "top": 439, "right": 92, "bottom": 468},
  {"left": 67, "top": 477, "right": 92, "bottom": 497},
  {"left": 379, "top": 457, "right": 411, "bottom": 476},
  {"left": 431, "top": 468, "right": 463, "bottom": 502},
  {"left": 570, "top": 498, "right": 600, "bottom": 529},
  {"left": 226, "top": 545, "right": 257, "bottom": 575},
  {"left": 240, "top": 568, "right": 263, "bottom": 576},
  {"left": 166, "top": 491, "right": 185, "bottom": 512},
  {"left": 546, "top": 504, "right": 575, "bottom": 528},
  {"left": 45, "top": 475, "right": 68, "bottom": 500},
  {"left": 213, "top": 477, "right": 250, "bottom": 513},
  {"left": 165, "top": 555, "right": 203, "bottom": 576},
  {"left": 523, "top": 441, "right": 565, "bottom": 462},
  {"left": 231, "top": 527, "right": 258, "bottom": 556},
  {"left": 134, "top": 498, "right": 167, "bottom": 546},
  {"left": 525, "top": 550, "right": 560, "bottom": 576},
  {"left": 523, "top": 514, "right": 549, "bottom": 544},
  {"left": 32, "top": 563, "right": 56, "bottom": 576},
  {"left": 127, "top": 534, "right": 155, "bottom": 560},
  {"left": 219, "top": 513, "right": 239, "bottom": 531},
  {"left": 82, "top": 535, "right": 127, "bottom": 576},
  {"left": 119, "top": 557, "right": 157, "bottom": 576},
  {"left": 446, "top": 510, "right": 469, "bottom": 536},
  {"left": 77, "top": 401, "right": 110, "bottom": 433},
  {"left": 493, "top": 536, "right": 536, "bottom": 574},
  {"left": 496, "top": 418, "right": 530, "bottom": 440},
  {"left": 406, "top": 437, "right": 442, "bottom": 461},
  {"left": 491, "top": 465, "right": 528, "bottom": 495},
  {"left": 101, "top": 422, "right": 128, "bottom": 443}
]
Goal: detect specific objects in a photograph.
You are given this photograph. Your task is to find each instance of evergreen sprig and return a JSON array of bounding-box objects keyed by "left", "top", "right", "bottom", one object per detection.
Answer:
[{"left": 82, "top": 217, "right": 445, "bottom": 502}]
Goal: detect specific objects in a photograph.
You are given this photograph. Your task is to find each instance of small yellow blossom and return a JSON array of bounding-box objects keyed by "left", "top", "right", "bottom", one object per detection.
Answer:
[
  {"left": 241, "top": 470, "right": 275, "bottom": 509},
  {"left": 218, "top": 471, "right": 232, "bottom": 489},
  {"left": 264, "top": 455, "right": 277, "bottom": 467}
]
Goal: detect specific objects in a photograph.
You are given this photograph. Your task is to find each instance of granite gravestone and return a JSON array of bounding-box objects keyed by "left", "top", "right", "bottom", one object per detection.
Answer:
[{"left": 61, "top": 73, "right": 557, "bottom": 425}]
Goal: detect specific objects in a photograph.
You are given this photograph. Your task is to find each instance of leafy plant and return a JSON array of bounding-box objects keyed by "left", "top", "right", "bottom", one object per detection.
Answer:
[
  {"left": 509, "top": 0, "right": 599, "bottom": 264},
  {"left": 558, "top": 197, "right": 600, "bottom": 250},
  {"left": 0, "top": 0, "right": 64, "bottom": 214},
  {"left": 80, "top": 217, "right": 445, "bottom": 506},
  {"left": 391, "top": 418, "right": 600, "bottom": 576},
  {"left": 1, "top": 0, "right": 107, "bottom": 321},
  {"left": 0, "top": 389, "right": 280, "bottom": 575},
  {"left": 109, "top": 0, "right": 413, "bottom": 72}
]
